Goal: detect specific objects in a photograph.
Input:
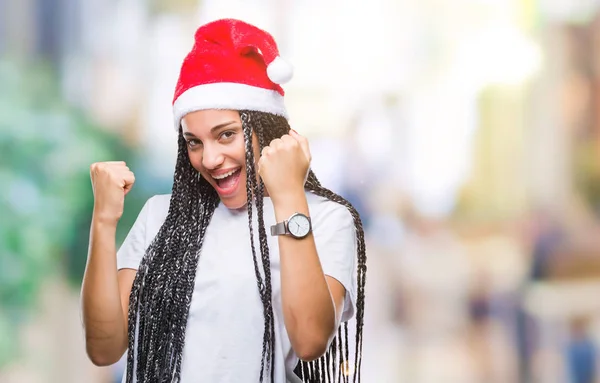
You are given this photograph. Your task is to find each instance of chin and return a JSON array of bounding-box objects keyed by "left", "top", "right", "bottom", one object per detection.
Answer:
[{"left": 220, "top": 196, "right": 248, "bottom": 210}]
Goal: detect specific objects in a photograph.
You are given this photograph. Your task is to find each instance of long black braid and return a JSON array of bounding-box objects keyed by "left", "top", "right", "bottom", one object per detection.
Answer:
[
  {"left": 242, "top": 112, "right": 276, "bottom": 382},
  {"left": 124, "top": 110, "right": 367, "bottom": 383}
]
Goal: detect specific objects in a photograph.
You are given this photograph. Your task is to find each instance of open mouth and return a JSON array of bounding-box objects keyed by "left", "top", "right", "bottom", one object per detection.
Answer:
[{"left": 212, "top": 168, "right": 242, "bottom": 195}]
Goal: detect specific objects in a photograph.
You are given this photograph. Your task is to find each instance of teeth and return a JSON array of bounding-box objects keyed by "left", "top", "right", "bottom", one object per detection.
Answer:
[{"left": 212, "top": 169, "right": 238, "bottom": 180}]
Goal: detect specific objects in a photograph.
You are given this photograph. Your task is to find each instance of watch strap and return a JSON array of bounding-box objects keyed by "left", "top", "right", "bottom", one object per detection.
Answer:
[{"left": 270, "top": 221, "right": 287, "bottom": 236}]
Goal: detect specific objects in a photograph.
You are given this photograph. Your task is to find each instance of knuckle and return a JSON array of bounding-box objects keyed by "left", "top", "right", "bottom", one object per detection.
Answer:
[{"left": 97, "top": 165, "right": 108, "bottom": 174}]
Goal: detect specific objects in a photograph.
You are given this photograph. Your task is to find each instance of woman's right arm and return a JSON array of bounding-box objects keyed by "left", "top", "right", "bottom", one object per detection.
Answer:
[{"left": 81, "top": 161, "right": 136, "bottom": 366}]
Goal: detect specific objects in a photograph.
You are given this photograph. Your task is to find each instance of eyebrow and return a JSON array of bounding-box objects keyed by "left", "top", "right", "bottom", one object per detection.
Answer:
[{"left": 182, "top": 120, "right": 239, "bottom": 138}]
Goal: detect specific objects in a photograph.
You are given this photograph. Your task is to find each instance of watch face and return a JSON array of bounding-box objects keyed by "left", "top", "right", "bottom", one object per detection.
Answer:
[{"left": 288, "top": 214, "right": 311, "bottom": 238}]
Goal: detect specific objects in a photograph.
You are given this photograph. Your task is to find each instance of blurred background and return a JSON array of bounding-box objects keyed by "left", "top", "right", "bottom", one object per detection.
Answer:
[{"left": 1, "top": 0, "right": 600, "bottom": 382}]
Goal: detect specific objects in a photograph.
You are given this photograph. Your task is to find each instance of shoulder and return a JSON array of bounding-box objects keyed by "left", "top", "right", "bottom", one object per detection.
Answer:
[
  {"left": 147, "top": 193, "right": 171, "bottom": 208},
  {"left": 142, "top": 194, "right": 171, "bottom": 222},
  {"left": 306, "top": 192, "right": 353, "bottom": 225}
]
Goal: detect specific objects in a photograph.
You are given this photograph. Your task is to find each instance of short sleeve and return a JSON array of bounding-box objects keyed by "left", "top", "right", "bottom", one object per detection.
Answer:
[
  {"left": 116, "top": 198, "right": 152, "bottom": 270},
  {"left": 313, "top": 202, "right": 357, "bottom": 323}
]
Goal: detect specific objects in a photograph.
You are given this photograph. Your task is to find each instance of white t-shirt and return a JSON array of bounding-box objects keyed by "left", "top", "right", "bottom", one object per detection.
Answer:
[{"left": 117, "top": 191, "right": 357, "bottom": 383}]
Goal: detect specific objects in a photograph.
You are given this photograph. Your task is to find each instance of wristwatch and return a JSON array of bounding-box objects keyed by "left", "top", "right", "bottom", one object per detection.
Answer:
[{"left": 270, "top": 212, "right": 312, "bottom": 239}]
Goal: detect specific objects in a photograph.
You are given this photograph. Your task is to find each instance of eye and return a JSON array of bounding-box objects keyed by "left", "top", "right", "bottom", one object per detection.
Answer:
[
  {"left": 219, "top": 130, "right": 236, "bottom": 141},
  {"left": 186, "top": 139, "right": 202, "bottom": 149}
]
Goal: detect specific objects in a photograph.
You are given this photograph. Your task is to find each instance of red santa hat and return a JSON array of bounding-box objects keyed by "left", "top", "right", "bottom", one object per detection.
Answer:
[{"left": 172, "top": 18, "right": 293, "bottom": 130}]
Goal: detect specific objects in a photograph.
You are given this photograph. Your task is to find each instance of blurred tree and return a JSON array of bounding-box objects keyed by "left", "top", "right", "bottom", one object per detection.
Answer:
[
  {"left": 574, "top": 141, "right": 600, "bottom": 216},
  {"left": 0, "top": 58, "right": 152, "bottom": 367},
  {"left": 149, "top": 0, "right": 199, "bottom": 15}
]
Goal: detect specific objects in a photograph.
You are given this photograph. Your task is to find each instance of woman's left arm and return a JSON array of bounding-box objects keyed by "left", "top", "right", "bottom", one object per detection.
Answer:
[
  {"left": 258, "top": 130, "right": 346, "bottom": 361},
  {"left": 273, "top": 190, "right": 346, "bottom": 361}
]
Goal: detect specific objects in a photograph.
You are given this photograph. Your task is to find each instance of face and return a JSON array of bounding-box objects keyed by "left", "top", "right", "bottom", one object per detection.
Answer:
[{"left": 182, "top": 109, "right": 260, "bottom": 209}]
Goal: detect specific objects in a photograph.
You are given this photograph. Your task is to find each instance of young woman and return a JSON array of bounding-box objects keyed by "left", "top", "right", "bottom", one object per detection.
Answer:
[{"left": 81, "top": 18, "right": 366, "bottom": 383}]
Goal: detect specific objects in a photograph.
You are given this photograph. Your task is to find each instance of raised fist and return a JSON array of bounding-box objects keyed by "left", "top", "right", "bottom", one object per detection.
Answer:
[
  {"left": 89, "top": 161, "right": 135, "bottom": 224},
  {"left": 258, "top": 129, "right": 311, "bottom": 202}
]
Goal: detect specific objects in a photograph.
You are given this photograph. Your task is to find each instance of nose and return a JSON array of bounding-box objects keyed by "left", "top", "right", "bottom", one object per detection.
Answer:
[{"left": 201, "top": 143, "right": 225, "bottom": 170}]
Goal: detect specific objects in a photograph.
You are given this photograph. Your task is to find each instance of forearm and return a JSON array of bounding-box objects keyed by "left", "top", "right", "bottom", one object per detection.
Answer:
[
  {"left": 80, "top": 217, "right": 127, "bottom": 365},
  {"left": 273, "top": 189, "right": 336, "bottom": 359}
]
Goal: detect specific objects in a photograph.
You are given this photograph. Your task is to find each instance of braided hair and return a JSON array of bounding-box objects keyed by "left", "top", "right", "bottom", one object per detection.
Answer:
[{"left": 125, "top": 110, "right": 367, "bottom": 383}]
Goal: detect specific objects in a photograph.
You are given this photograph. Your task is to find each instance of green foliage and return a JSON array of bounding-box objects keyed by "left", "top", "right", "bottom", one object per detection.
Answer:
[
  {"left": 574, "top": 140, "right": 600, "bottom": 216},
  {"left": 0, "top": 58, "right": 153, "bottom": 366},
  {"left": 148, "top": 0, "right": 199, "bottom": 15}
]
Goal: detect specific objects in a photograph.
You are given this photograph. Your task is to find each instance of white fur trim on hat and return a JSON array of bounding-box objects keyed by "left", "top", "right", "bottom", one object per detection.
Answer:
[{"left": 172, "top": 82, "right": 288, "bottom": 130}]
